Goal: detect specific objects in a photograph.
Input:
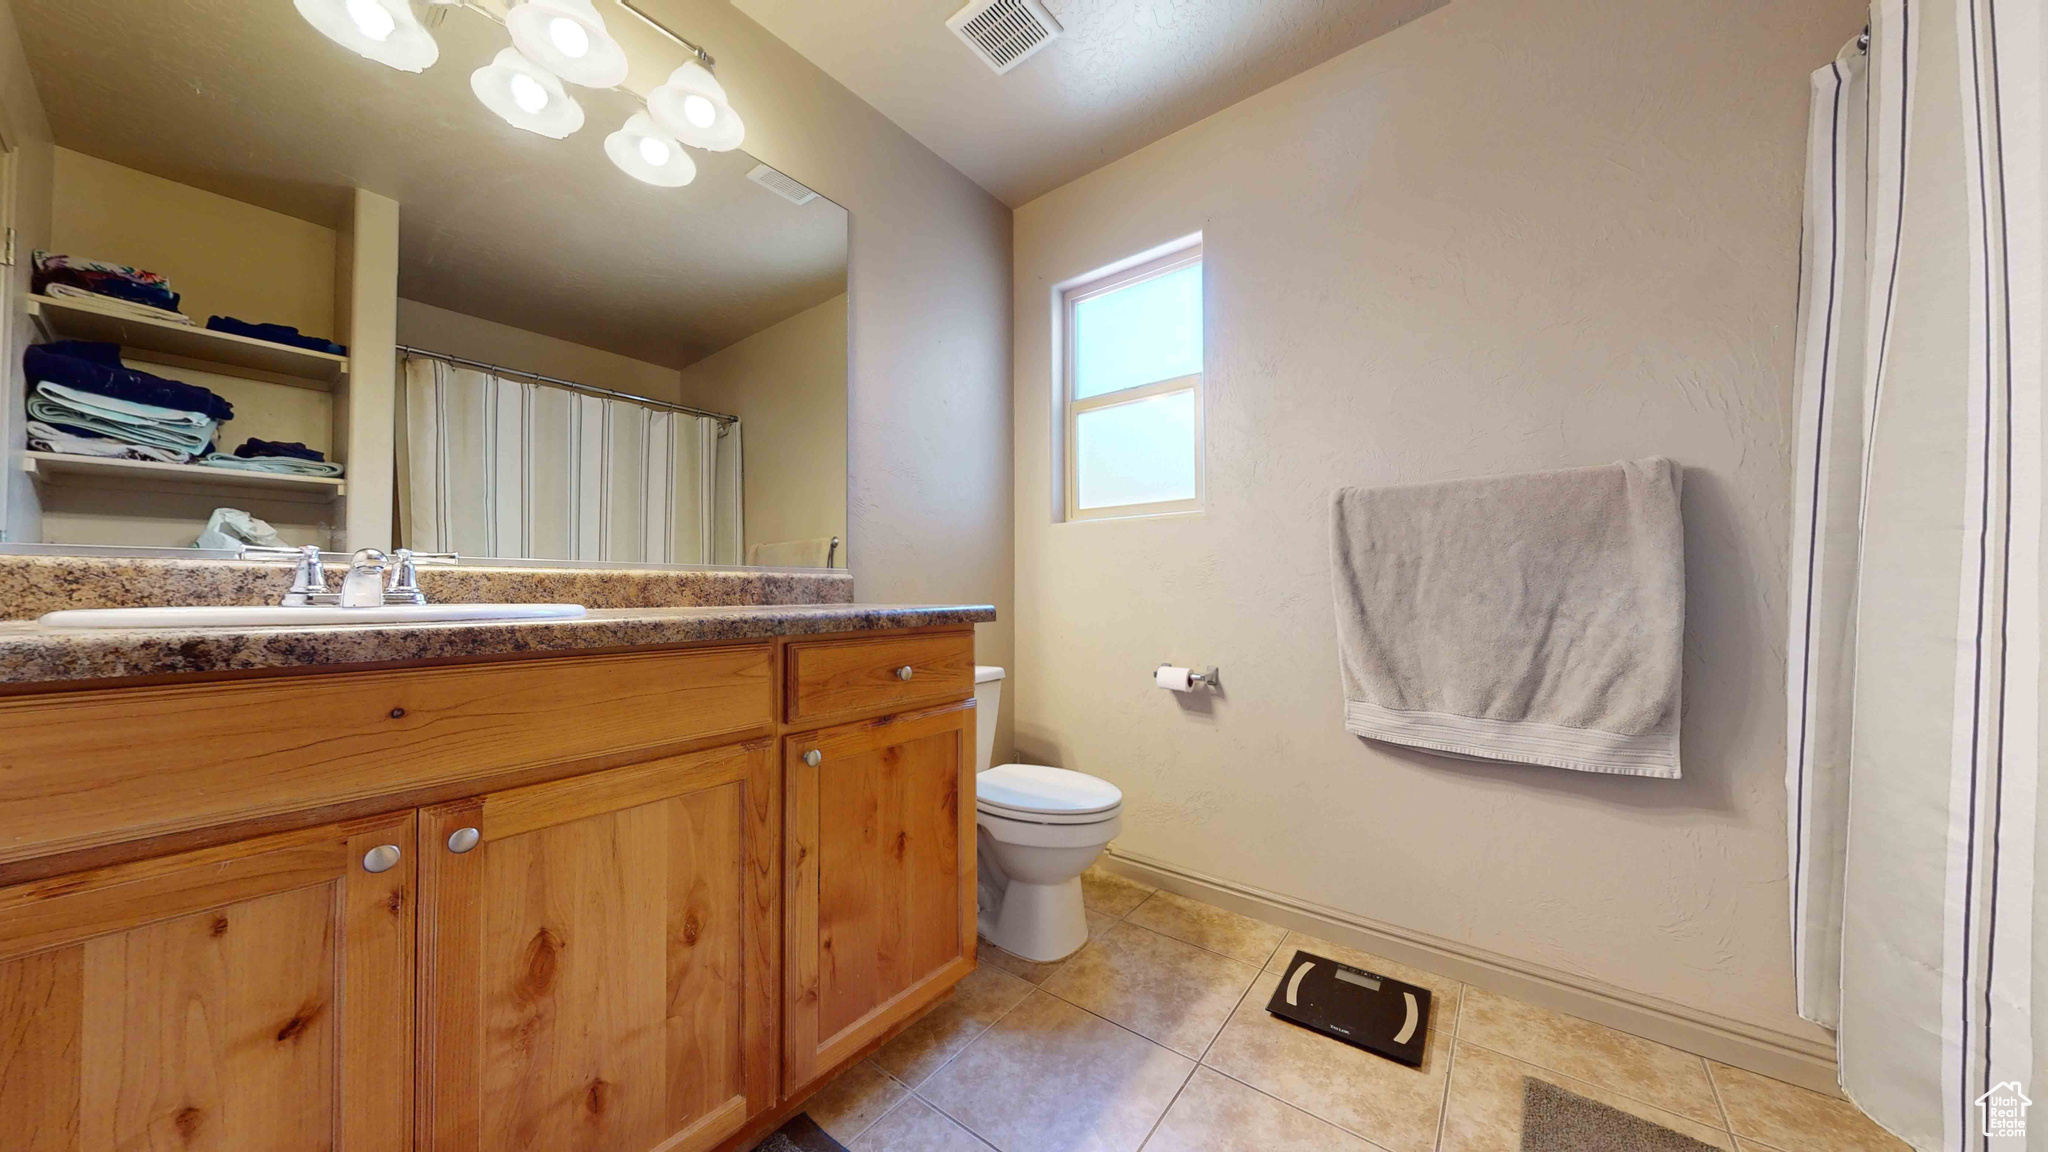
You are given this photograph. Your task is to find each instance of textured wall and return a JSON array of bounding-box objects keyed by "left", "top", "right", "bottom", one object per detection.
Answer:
[
  {"left": 52, "top": 147, "right": 337, "bottom": 338},
  {"left": 397, "top": 298, "right": 686, "bottom": 403},
  {"left": 634, "top": 0, "right": 1015, "bottom": 759},
  {"left": 677, "top": 294, "right": 848, "bottom": 558},
  {"left": 1013, "top": 0, "right": 1861, "bottom": 1036}
]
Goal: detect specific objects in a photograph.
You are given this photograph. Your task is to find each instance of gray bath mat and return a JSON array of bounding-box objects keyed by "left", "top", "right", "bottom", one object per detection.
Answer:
[
  {"left": 755, "top": 1113, "right": 850, "bottom": 1152},
  {"left": 1521, "top": 1077, "right": 1718, "bottom": 1151}
]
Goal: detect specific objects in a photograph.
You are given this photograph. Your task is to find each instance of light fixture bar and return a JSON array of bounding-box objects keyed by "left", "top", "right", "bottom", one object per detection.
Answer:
[{"left": 616, "top": 0, "right": 715, "bottom": 69}]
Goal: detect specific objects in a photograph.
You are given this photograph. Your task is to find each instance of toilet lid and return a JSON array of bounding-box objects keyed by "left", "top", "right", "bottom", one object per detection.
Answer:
[{"left": 977, "top": 763, "right": 1122, "bottom": 817}]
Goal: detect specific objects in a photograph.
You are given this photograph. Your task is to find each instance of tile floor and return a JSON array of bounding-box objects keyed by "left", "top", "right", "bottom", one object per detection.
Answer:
[{"left": 802, "top": 866, "right": 1908, "bottom": 1152}]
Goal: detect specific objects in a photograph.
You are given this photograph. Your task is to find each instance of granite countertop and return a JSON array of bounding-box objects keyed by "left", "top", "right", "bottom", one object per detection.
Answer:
[{"left": 0, "top": 602, "right": 997, "bottom": 688}]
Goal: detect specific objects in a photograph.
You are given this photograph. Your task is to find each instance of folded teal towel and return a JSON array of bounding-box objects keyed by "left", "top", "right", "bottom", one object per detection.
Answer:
[
  {"left": 26, "top": 381, "right": 216, "bottom": 454},
  {"left": 199, "top": 453, "right": 345, "bottom": 478}
]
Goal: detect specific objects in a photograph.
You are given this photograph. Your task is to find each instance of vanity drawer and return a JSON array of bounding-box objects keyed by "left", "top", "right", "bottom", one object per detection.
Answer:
[
  {"left": 785, "top": 631, "right": 975, "bottom": 726},
  {"left": 0, "top": 643, "right": 775, "bottom": 867}
]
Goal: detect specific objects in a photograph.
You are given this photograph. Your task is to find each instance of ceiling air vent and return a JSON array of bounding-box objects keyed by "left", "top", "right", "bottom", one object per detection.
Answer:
[
  {"left": 747, "top": 163, "right": 819, "bottom": 206},
  {"left": 947, "top": 0, "right": 1063, "bottom": 76}
]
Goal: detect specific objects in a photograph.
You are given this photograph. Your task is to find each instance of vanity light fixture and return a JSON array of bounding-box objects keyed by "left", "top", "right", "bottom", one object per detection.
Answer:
[
  {"left": 471, "top": 47, "right": 585, "bottom": 138},
  {"left": 605, "top": 113, "right": 698, "bottom": 186},
  {"left": 647, "top": 61, "right": 745, "bottom": 152},
  {"left": 296, "top": 0, "right": 745, "bottom": 182},
  {"left": 505, "top": 0, "right": 629, "bottom": 89},
  {"left": 292, "top": 0, "right": 440, "bottom": 72}
]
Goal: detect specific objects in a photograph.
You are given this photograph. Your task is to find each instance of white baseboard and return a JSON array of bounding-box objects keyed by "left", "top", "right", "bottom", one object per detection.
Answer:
[{"left": 1099, "top": 847, "right": 1842, "bottom": 1097}]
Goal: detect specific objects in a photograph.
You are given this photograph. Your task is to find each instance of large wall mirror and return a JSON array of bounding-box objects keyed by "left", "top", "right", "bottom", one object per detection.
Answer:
[{"left": 0, "top": 0, "right": 848, "bottom": 569}]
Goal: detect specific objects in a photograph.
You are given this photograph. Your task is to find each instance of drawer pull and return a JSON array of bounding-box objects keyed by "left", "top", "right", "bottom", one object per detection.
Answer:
[
  {"left": 362, "top": 844, "right": 403, "bottom": 873},
  {"left": 896, "top": 666, "right": 914, "bottom": 681},
  {"left": 804, "top": 749, "right": 823, "bottom": 767},
  {"left": 447, "top": 827, "right": 481, "bottom": 854}
]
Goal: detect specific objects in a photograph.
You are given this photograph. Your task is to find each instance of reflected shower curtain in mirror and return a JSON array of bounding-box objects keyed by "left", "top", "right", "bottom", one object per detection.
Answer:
[
  {"left": 1787, "top": 1, "right": 2040, "bottom": 1146},
  {"left": 398, "top": 357, "right": 743, "bottom": 564}
]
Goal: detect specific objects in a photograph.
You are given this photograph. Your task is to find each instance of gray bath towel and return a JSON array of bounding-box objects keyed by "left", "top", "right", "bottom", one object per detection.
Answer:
[{"left": 1330, "top": 458, "right": 1684, "bottom": 778}]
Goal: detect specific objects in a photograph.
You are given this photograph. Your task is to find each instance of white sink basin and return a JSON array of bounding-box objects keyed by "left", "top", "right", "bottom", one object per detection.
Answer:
[{"left": 39, "top": 603, "right": 588, "bottom": 629}]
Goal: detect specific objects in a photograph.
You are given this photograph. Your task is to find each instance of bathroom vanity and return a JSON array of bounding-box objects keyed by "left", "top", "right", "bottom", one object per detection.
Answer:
[{"left": 0, "top": 573, "right": 992, "bottom": 1151}]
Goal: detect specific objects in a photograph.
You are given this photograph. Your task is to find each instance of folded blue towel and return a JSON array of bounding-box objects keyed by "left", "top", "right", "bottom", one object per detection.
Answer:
[
  {"left": 233, "top": 438, "right": 325, "bottom": 463},
  {"left": 25, "top": 341, "right": 235, "bottom": 422},
  {"left": 205, "top": 316, "right": 346, "bottom": 356}
]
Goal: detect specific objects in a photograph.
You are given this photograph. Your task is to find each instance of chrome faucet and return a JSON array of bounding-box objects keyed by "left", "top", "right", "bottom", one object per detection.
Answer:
[
  {"left": 246, "top": 544, "right": 461, "bottom": 608},
  {"left": 339, "top": 549, "right": 389, "bottom": 608}
]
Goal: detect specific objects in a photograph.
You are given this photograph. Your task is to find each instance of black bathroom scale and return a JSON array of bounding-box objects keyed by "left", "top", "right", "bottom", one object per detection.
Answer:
[{"left": 1265, "top": 950, "right": 1432, "bottom": 1067}]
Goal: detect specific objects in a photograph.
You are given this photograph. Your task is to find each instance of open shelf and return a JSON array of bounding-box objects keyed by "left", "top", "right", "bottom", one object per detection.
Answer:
[
  {"left": 22, "top": 451, "right": 346, "bottom": 499},
  {"left": 27, "top": 294, "right": 348, "bottom": 388}
]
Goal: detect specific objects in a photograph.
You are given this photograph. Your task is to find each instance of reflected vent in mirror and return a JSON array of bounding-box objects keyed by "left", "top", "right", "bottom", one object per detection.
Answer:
[
  {"left": 946, "top": 0, "right": 1062, "bottom": 75},
  {"left": 747, "top": 163, "right": 819, "bottom": 205}
]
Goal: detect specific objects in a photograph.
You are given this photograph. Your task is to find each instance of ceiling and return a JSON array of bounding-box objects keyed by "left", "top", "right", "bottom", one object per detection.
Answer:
[
  {"left": 732, "top": 0, "right": 1448, "bottom": 207},
  {"left": 12, "top": 0, "right": 848, "bottom": 368}
]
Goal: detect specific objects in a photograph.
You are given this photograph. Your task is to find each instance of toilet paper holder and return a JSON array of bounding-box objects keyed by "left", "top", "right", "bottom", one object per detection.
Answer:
[{"left": 1156, "top": 664, "right": 1220, "bottom": 691}]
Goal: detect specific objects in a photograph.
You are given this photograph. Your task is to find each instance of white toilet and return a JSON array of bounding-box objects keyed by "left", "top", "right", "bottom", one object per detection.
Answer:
[{"left": 973, "top": 666, "right": 1123, "bottom": 962}]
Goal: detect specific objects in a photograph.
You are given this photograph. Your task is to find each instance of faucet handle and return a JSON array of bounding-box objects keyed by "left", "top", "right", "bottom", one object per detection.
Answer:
[
  {"left": 385, "top": 549, "right": 458, "bottom": 605},
  {"left": 246, "top": 544, "right": 329, "bottom": 606}
]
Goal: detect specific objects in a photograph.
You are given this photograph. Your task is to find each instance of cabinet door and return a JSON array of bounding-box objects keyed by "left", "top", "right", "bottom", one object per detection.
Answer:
[
  {"left": 0, "top": 812, "right": 415, "bottom": 1149},
  {"left": 784, "top": 701, "right": 976, "bottom": 1088},
  {"left": 417, "top": 741, "right": 778, "bottom": 1152}
]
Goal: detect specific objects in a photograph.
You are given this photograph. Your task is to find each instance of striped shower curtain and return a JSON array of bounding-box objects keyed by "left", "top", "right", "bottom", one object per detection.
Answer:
[
  {"left": 398, "top": 357, "right": 744, "bottom": 565},
  {"left": 1786, "top": 0, "right": 2040, "bottom": 1147}
]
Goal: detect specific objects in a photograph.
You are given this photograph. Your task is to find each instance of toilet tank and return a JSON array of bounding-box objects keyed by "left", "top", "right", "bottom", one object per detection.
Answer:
[{"left": 972, "top": 666, "right": 1005, "bottom": 773}]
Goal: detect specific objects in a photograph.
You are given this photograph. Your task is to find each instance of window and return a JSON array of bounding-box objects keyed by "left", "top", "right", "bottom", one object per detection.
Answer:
[{"left": 1061, "top": 242, "right": 1203, "bottom": 520}]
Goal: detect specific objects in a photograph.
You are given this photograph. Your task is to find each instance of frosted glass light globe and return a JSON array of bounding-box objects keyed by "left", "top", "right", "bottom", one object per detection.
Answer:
[
  {"left": 682, "top": 94, "right": 716, "bottom": 128},
  {"left": 605, "top": 112, "right": 696, "bottom": 187},
  {"left": 547, "top": 16, "right": 590, "bottom": 58},
  {"left": 344, "top": 0, "right": 395, "bottom": 41},
  {"left": 471, "top": 48, "right": 584, "bottom": 138},
  {"left": 294, "top": 0, "right": 439, "bottom": 71},
  {"left": 509, "top": 71, "right": 550, "bottom": 114},
  {"left": 506, "top": 0, "right": 628, "bottom": 88}
]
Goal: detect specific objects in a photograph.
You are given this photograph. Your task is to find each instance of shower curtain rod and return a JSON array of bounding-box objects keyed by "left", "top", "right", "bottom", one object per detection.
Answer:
[{"left": 395, "top": 345, "right": 739, "bottom": 424}]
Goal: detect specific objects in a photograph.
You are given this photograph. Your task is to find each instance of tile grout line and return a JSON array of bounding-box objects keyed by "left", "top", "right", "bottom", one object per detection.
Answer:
[
  {"left": 905, "top": 980, "right": 1039, "bottom": 1118},
  {"left": 1447, "top": 1033, "right": 1728, "bottom": 1131},
  {"left": 1195, "top": 1061, "right": 1404, "bottom": 1151},
  {"left": 1703, "top": 1057, "right": 1740, "bottom": 1146},
  {"left": 1432, "top": 987, "right": 1464, "bottom": 1152},
  {"left": 845, "top": 1091, "right": 914, "bottom": 1149},
  {"left": 832, "top": 1063, "right": 914, "bottom": 1147}
]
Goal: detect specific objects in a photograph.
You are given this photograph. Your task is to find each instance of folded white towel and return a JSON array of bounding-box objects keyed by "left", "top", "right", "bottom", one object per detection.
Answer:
[
  {"left": 26, "top": 420, "right": 190, "bottom": 464},
  {"left": 43, "top": 283, "right": 194, "bottom": 325},
  {"left": 1330, "top": 458, "right": 1685, "bottom": 778}
]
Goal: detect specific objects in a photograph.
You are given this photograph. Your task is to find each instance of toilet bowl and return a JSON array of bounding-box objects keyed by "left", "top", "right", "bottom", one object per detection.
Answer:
[{"left": 973, "top": 667, "right": 1123, "bottom": 962}]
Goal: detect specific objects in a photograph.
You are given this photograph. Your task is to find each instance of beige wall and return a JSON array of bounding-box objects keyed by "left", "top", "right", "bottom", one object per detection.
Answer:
[
  {"left": 677, "top": 294, "right": 846, "bottom": 560},
  {"left": 648, "top": 0, "right": 1013, "bottom": 758},
  {"left": 51, "top": 147, "right": 337, "bottom": 339},
  {"left": 0, "top": 0, "right": 50, "bottom": 544},
  {"left": 1013, "top": 0, "right": 1861, "bottom": 1039},
  {"left": 397, "top": 297, "right": 685, "bottom": 404}
]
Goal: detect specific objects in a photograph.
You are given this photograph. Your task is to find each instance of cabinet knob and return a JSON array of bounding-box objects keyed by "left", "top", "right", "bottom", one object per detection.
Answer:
[
  {"left": 804, "top": 749, "right": 822, "bottom": 767},
  {"left": 896, "top": 665, "right": 914, "bottom": 681},
  {"left": 447, "top": 827, "right": 481, "bottom": 854},
  {"left": 362, "top": 844, "right": 403, "bottom": 873}
]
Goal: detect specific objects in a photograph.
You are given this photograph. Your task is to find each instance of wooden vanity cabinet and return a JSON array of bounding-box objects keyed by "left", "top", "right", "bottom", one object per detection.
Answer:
[
  {"left": 0, "top": 811, "right": 416, "bottom": 1149},
  {"left": 415, "top": 741, "right": 780, "bottom": 1152},
  {"left": 782, "top": 701, "right": 977, "bottom": 1088},
  {"left": 0, "top": 625, "right": 982, "bottom": 1150}
]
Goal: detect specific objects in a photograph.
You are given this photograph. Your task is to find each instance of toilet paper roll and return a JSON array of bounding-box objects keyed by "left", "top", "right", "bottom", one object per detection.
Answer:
[{"left": 1155, "top": 665, "right": 1195, "bottom": 692}]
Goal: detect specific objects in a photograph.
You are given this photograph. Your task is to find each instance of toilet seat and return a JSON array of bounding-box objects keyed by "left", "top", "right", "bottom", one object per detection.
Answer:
[{"left": 976, "top": 763, "right": 1122, "bottom": 826}]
